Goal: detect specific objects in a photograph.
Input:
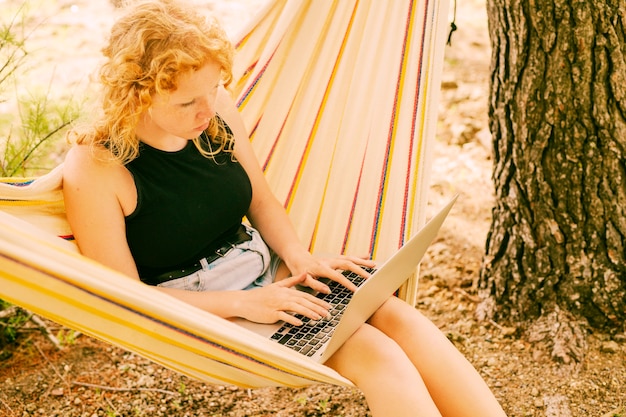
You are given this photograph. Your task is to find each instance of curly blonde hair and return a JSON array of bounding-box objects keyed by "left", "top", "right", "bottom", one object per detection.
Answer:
[{"left": 71, "top": 0, "right": 235, "bottom": 164}]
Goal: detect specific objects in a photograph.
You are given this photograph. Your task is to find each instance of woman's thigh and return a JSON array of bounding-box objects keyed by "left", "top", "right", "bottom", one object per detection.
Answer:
[
  {"left": 324, "top": 322, "right": 439, "bottom": 416},
  {"left": 367, "top": 296, "right": 432, "bottom": 337},
  {"left": 324, "top": 322, "right": 413, "bottom": 383}
]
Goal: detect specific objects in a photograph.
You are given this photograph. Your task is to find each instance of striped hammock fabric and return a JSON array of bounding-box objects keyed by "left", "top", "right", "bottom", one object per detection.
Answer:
[
  {"left": 0, "top": 0, "right": 449, "bottom": 387},
  {"left": 232, "top": 0, "right": 448, "bottom": 303}
]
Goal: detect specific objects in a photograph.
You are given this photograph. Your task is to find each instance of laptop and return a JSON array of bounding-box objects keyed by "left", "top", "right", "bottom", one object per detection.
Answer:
[{"left": 233, "top": 195, "right": 457, "bottom": 363}]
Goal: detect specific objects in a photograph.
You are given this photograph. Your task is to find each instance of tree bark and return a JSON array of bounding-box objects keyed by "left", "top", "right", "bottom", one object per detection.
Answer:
[{"left": 479, "top": 0, "right": 626, "bottom": 356}]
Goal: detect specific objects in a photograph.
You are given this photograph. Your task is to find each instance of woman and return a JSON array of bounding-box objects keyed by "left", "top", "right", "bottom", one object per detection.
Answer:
[{"left": 62, "top": 1, "right": 507, "bottom": 415}]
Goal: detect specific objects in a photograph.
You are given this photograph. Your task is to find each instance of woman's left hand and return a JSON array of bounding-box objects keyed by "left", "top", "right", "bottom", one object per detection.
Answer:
[{"left": 284, "top": 254, "right": 377, "bottom": 294}]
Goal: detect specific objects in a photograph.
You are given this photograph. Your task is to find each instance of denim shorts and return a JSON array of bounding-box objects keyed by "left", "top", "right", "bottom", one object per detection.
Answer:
[{"left": 156, "top": 225, "right": 282, "bottom": 292}]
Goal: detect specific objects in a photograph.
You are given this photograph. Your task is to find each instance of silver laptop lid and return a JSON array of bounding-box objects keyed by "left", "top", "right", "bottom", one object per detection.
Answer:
[{"left": 319, "top": 195, "right": 457, "bottom": 362}]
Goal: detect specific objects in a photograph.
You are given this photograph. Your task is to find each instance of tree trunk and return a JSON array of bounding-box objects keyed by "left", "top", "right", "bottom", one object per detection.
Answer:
[{"left": 479, "top": 0, "right": 626, "bottom": 361}]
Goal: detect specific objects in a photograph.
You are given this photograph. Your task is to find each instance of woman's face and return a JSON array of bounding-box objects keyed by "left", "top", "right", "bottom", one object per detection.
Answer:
[{"left": 138, "top": 61, "right": 223, "bottom": 147}]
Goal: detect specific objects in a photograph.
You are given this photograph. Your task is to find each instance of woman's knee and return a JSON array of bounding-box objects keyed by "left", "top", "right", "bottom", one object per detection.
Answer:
[
  {"left": 371, "top": 296, "right": 449, "bottom": 342},
  {"left": 368, "top": 296, "right": 423, "bottom": 330},
  {"left": 325, "top": 323, "right": 434, "bottom": 417}
]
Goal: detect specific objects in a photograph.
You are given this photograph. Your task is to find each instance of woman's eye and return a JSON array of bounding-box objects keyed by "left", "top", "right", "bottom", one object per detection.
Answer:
[{"left": 181, "top": 100, "right": 195, "bottom": 107}]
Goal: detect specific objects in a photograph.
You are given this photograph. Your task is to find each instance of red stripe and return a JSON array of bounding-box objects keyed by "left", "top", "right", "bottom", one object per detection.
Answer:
[
  {"left": 262, "top": 115, "right": 290, "bottom": 179},
  {"left": 236, "top": 52, "right": 274, "bottom": 109},
  {"left": 400, "top": 0, "right": 429, "bottom": 245},
  {"left": 369, "top": 6, "right": 409, "bottom": 253},
  {"left": 341, "top": 141, "right": 370, "bottom": 255},
  {"left": 371, "top": 0, "right": 428, "bottom": 253},
  {"left": 284, "top": 1, "right": 357, "bottom": 213}
]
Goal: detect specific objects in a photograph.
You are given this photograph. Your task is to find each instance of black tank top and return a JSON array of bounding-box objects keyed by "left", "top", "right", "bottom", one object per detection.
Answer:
[{"left": 125, "top": 131, "right": 252, "bottom": 280}]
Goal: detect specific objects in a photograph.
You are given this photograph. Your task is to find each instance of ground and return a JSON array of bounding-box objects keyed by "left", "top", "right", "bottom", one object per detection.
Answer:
[{"left": 1, "top": 0, "right": 625, "bottom": 416}]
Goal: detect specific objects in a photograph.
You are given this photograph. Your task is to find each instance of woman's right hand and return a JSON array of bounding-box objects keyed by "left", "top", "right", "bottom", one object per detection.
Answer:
[{"left": 237, "top": 273, "right": 331, "bottom": 326}]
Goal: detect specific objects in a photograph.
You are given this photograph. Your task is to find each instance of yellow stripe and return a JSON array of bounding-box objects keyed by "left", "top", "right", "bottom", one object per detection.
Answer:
[
  {"left": 0, "top": 199, "right": 62, "bottom": 206},
  {"left": 285, "top": 1, "right": 347, "bottom": 217},
  {"left": 370, "top": 0, "right": 414, "bottom": 258},
  {"left": 392, "top": 0, "right": 419, "bottom": 244},
  {"left": 0, "top": 178, "right": 36, "bottom": 184},
  {"left": 304, "top": 2, "right": 359, "bottom": 253}
]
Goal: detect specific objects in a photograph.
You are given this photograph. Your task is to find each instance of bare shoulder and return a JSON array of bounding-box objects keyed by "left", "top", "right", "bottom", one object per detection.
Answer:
[
  {"left": 63, "top": 144, "right": 136, "bottom": 215},
  {"left": 63, "top": 145, "right": 127, "bottom": 187},
  {"left": 64, "top": 145, "right": 116, "bottom": 177}
]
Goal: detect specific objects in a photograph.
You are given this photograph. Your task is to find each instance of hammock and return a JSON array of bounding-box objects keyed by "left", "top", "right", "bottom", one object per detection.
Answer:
[{"left": 0, "top": 0, "right": 449, "bottom": 388}]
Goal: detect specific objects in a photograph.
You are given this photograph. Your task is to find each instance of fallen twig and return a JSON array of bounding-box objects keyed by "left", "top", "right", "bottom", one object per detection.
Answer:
[
  {"left": 34, "top": 343, "right": 68, "bottom": 387},
  {"left": 601, "top": 406, "right": 625, "bottom": 417},
  {"left": 0, "top": 306, "right": 18, "bottom": 319},
  {"left": 488, "top": 319, "right": 518, "bottom": 337},
  {"left": 72, "top": 381, "right": 179, "bottom": 396},
  {"left": 104, "top": 395, "right": 120, "bottom": 415},
  {"left": 0, "top": 397, "right": 15, "bottom": 417},
  {"left": 489, "top": 319, "right": 504, "bottom": 331},
  {"left": 452, "top": 287, "right": 481, "bottom": 303},
  {"left": 30, "top": 315, "right": 62, "bottom": 349}
]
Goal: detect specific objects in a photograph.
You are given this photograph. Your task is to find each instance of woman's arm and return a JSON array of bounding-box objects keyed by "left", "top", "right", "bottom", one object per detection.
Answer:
[
  {"left": 63, "top": 145, "right": 140, "bottom": 278},
  {"left": 62, "top": 142, "right": 330, "bottom": 324}
]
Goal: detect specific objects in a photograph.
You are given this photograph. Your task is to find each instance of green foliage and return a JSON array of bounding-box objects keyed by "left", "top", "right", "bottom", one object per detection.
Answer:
[
  {"left": 0, "top": 2, "right": 81, "bottom": 177},
  {"left": 1, "top": 92, "right": 79, "bottom": 176},
  {"left": 0, "top": 3, "right": 29, "bottom": 98},
  {"left": 293, "top": 395, "right": 337, "bottom": 415},
  {"left": 56, "top": 327, "right": 79, "bottom": 347},
  {"left": 0, "top": 306, "right": 31, "bottom": 347},
  {"left": 316, "top": 398, "right": 330, "bottom": 413}
]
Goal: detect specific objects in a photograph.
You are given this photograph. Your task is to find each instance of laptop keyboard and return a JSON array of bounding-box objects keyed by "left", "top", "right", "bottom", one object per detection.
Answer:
[{"left": 270, "top": 267, "right": 375, "bottom": 357}]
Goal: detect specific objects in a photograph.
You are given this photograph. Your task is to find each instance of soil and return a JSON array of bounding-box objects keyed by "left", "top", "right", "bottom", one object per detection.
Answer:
[{"left": 1, "top": 0, "right": 625, "bottom": 416}]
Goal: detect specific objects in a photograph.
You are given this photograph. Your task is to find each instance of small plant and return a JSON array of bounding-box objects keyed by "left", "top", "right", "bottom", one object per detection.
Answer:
[
  {"left": 0, "top": 305, "right": 31, "bottom": 347},
  {"left": 0, "top": 78, "right": 81, "bottom": 177},
  {"left": 0, "top": 3, "right": 29, "bottom": 99},
  {"left": 295, "top": 395, "right": 308, "bottom": 406},
  {"left": 1, "top": 91, "right": 80, "bottom": 176},
  {"left": 0, "top": 3, "right": 81, "bottom": 177},
  {"left": 170, "top": 399, "right": 182, "bottom": 411},
  {"left": 56, "top": 328, "right": 79, "bottom": 346},
  {"left": 317, "top": 398, "right": 330, "bottom": 413}
]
